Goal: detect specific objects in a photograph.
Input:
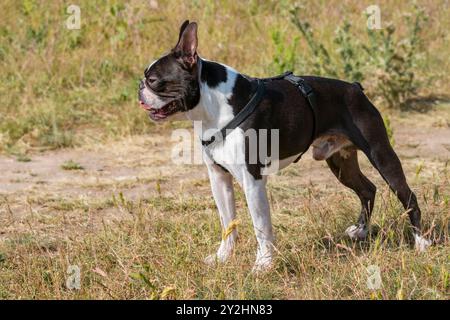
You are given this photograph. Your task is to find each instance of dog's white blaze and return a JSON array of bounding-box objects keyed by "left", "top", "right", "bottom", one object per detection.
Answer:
[
  {"left": 187, "top": 58, "right": 238, "bottom": 141},
  {"left": 141, "top": 87, "right": 168, "bottom": 109},
  {"left": 146, "top": 59, "right": 157, "bottom": 71},
  {"left": 142, "top": 57, "right": 172, "bottom": 110}
]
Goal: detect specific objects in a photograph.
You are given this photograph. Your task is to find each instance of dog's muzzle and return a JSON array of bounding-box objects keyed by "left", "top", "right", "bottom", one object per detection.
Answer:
[{"left": 138, "top": 81, "right": 183, "bottom": 121}]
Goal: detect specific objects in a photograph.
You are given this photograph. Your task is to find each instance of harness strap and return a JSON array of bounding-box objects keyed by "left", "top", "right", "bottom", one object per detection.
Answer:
[
  {"left": 260, "top": 72, "right": 317, "bottom": 162},
  {"left": 281, "top": 73, "right": 317, "bottom": 162},
  {"left": 201, "top": 79, "right": 265, "bottom": 146},
  {"left": 201, "top": 72, "right": 318, "bottom": 165}
]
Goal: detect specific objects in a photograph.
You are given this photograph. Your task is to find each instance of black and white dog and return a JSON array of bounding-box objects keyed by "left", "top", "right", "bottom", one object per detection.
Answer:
[{"left": 138, "top": 21, "right": 431, "bottom": 272}]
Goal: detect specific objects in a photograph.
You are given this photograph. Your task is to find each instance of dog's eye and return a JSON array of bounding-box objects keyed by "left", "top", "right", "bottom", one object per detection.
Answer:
[
  {"left": 146, "top": 77, "right": 157, "bottom": 85},
  {"left": 146, "top": 78, "right": 161, "bottom": 90},
  {"left": 147, "top": 78, "right": 166, "bottom": 92}
]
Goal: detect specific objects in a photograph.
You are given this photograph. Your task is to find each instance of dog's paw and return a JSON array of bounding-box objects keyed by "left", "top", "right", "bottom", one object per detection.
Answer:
[
  {"left": 251, "top": 261, "right": 273, "bottom": 274},
  {"left": 204, "top": 254, "right": 218, "bottom": 267},
  {"left": 345, "top": 224, "right": 368, "bottom": 240},
  {"left": 414, "top": 234, "right": 432, "bottom": 252},
  {"left": 251, "top": 255, "right": 273, "bottom": 274},
  {"left": 204, "top": 251, "right": 230, "bottom": 266}
]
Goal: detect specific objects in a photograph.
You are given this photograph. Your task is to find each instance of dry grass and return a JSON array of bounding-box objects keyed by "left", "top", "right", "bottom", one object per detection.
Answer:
[
  {"left": 0, "top": 107, "right": 449, "bottom": 299},
  {"left": 0, "top": 0, "right": 449, "bottom": 300}
]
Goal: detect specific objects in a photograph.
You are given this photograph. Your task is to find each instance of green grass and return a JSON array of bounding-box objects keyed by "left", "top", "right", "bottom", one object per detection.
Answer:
[{"left": 61, "top": 160, "right": 84, "bottom": 171}]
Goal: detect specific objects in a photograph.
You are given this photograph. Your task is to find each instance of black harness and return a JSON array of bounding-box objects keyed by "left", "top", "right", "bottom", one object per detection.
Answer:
[{"left": 201, "top": 71, "right": 318, "bottom": 162}]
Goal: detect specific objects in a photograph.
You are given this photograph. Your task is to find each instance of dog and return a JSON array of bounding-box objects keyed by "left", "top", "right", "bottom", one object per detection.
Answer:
[{"left": 138, "top": 20, "right": 431, "bottom": 272}]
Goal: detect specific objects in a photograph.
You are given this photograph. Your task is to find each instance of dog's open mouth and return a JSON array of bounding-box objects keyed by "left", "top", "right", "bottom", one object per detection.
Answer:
[{"left": 139, "top": 100, "right": 179, "bottom": 121}]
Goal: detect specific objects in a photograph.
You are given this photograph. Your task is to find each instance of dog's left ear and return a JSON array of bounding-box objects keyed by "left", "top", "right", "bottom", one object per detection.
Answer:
[
  {"left": 175, "top": 20, "right": 190, "bottom": 46},
  {"left": 174, "top": 22, "right": 198, "bottom": 69}
]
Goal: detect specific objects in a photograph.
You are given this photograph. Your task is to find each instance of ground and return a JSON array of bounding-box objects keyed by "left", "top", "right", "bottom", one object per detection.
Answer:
[{"left": 0, "top": 106, "right": 449, "bottom": 299}]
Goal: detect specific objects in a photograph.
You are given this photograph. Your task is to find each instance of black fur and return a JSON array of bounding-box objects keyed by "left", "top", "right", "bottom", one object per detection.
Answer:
[
  {"left": 200, "top": 60, "right": 228, "bottom": 88},
  {"left": 228, "top": 74, "right": 257, "bottom": 115},
  {"left": 226, "top": 73, "right": 423, "bottom": 233}
]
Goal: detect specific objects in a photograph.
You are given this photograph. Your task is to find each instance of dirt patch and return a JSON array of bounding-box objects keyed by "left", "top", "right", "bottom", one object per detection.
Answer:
[{"left": 1, "top": 119, "right": 448, "bottom": 197}]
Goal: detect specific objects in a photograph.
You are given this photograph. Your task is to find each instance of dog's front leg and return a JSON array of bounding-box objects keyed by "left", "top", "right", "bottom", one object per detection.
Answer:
[
  {"left": 204, "top": 162, "right": 237, "bottom": 265},
  {"left": 242, "top": 173, "right": 274, "bottom": 273}
]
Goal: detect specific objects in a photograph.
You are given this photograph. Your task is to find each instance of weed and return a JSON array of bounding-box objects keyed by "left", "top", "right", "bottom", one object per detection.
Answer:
[
  {"left": 269, "top": 29, "right": 299, "bottom": 74},
  {"left": 16, "top": 154, "right": 31, "bottom": 162},
  {"left": 287, "top": 4, "right": 429, "bottom": 109},
  {"left": 61, "top": 160, "right": 84, "bottom": 171}
]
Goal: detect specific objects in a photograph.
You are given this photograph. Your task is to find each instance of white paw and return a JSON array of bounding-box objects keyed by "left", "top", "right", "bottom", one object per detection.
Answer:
[
  {"left": 414, "top": 234, "right": 432, "bottom": 252},
  {"left": 251, "top": 259, "right": 273, "bottom": 274},
  {"left": 345, "top": 224, "right": 368, "bottom": 240},
  {"left": 204, "top": 254, "right": 218, "bottom": 266},
  {"left": 251, "top": 252, "right": 273, "bottom": 274},
  {"left": 204, "top": 249, "right": 231, "bottom": 266}
]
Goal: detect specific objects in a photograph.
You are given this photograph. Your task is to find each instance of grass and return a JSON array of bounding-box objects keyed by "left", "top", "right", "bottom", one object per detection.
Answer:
[
  {"left": 16, "top": 154, "right": 32, "bottom": 163},
  {"left": 0, "top": 0, "right": 449, "bottom": 300},
  {"left": 0, "top": 177, "right": 448, "bottom": 299},
  {"left": 0, "top": 0, "right": 449, "bottom": 153},
  {"left": 0, "top": 122, "right": 449, "bottom": 299},
  {"left": 61, "top": 160, "right": 84, "bottom": 171}
]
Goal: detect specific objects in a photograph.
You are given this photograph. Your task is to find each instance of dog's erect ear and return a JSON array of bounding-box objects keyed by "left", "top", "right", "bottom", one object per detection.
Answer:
[
  {"left": 174, "top": 22, "right": 198, "bottom": 68},
  {"left": 176, "top": 20, "right": 190, "bottom": 45}
]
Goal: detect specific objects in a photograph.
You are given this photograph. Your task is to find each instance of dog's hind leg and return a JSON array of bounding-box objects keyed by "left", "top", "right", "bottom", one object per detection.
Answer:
[
  {"left": 365, "top": 141, "right": 431, "bottom": 251},
  {"left": 344, "top": 86, "right": 431, "bottom": 250},
  {"left": 326, "top": 148, "right": 376, "bottom": 240}
]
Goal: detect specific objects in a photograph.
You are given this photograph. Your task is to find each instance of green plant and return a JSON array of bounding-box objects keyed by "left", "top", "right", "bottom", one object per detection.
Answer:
[
  {"left": 289, "top": 7, "right": 337, "bottom": 78},
  {"left": 364, "top": 5, "right": 427, "bottom": 109},
  {"left": 334, "top": 21, "right": 365, "bottom": 83},
  {"left": 269, "top": 29, "right": 299, "bottom": 74},
  {"left": 287, "top": 4, "right": 428, "bottom": 109},
  {"left": 16, "top": 154, "right": 31, "bottom": 162},
  {"left": 61, "top": 160, "right": 84, "bottom": 171}
]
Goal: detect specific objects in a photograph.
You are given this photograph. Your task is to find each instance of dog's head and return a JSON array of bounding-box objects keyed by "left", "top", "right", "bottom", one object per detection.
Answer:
[{"left": 138, "top": 20, "right": 200, "bottom": 122}]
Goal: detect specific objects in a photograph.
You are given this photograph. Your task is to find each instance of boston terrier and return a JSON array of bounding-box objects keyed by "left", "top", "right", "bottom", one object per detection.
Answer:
[{"left": 138, "top": 20, "right": 431, "bottom": 272}]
